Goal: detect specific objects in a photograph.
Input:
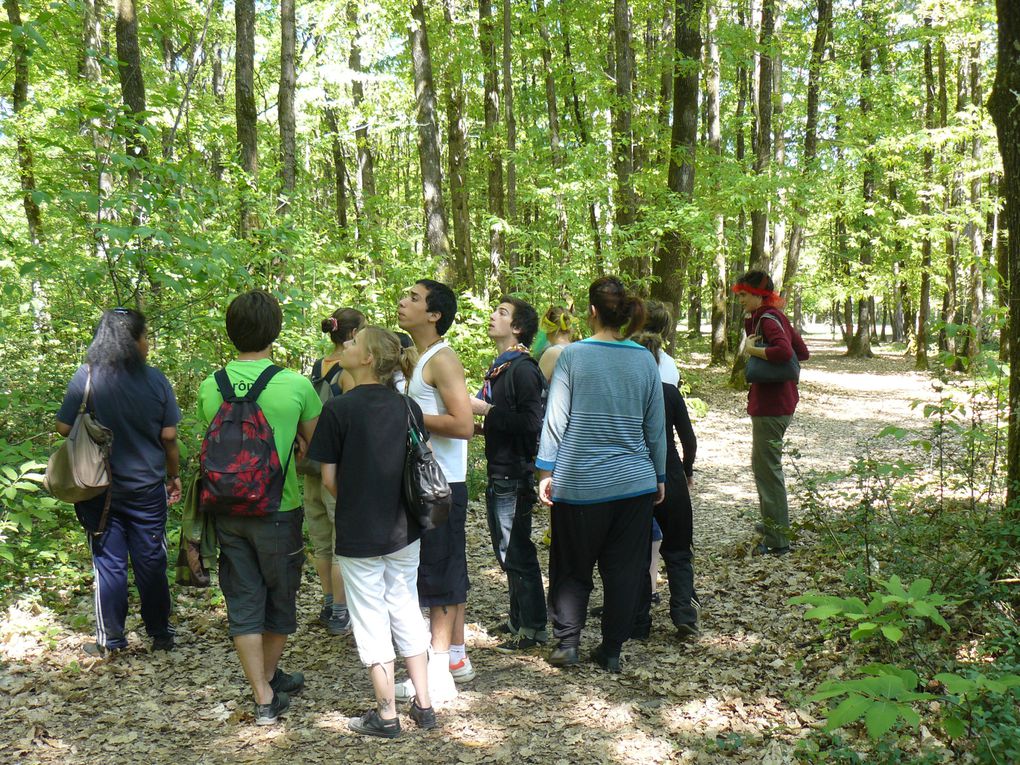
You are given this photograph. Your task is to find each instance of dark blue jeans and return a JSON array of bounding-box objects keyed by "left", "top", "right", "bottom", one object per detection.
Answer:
[
  {"left": 485, "top": 477, "right": 547, "bottom": 638},
  {"left": 76, "top": 482, "right": 174, "bottom": 649}
]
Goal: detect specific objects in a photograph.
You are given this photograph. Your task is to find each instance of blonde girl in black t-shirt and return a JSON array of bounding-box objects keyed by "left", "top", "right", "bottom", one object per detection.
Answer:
[{"left": 307, "top": 326, "right": 437, "bottom": 738}]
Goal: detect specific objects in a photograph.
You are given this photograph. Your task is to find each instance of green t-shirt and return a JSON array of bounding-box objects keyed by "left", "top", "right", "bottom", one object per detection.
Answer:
[{"left": 198, "top": 359, "right": 322, "bottom": 512}]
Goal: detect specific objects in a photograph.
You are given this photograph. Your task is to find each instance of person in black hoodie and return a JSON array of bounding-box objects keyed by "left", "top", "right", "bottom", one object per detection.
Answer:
[{"left": 471, "top": 296, "right": 548, "bottom": 650}]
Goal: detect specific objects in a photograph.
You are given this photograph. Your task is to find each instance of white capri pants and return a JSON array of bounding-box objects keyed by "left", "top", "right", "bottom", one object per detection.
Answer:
[{"left": 336, "top": 539, "right": 431, "bottom": 667}]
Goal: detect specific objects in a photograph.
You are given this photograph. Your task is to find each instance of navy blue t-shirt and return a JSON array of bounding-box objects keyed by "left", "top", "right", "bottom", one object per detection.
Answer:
[{"left": 57, "top": 364, "right": 182, "bottom": 494}]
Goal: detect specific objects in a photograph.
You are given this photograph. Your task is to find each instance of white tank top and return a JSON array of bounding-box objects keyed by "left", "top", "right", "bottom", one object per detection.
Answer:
[{"left": 406, "top": 341, "right": 467, "bottom": 483}]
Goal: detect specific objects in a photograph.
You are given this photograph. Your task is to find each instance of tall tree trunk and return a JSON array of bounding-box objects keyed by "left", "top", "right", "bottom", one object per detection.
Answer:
[
  {"left": 748, "top": 0, "right": 773, "bottom": 270},
  {"left": 769, "top": 6, "right": 786, "bottom": 281},
  {"left": 539, "top": 0, "right": 569, "bottom": 256},
  {"left": 116, "top": 0, "right": 147, "bottom": 165},
  {"left": 707, "top": 0, "right": 727, "bottom": 365},
  {"left": 210, "top": 0, "right": 226, "bottom": 181},
  {"left": 783, "top": 0, "right": 830, "bottom": 323},
  {"left": 410, "top": 0, "right": 452, "bottom": 267},
  {"left": 651, "top": 0, "right": 702, "bottom": 306},
  {"left": 278, "top": 0, "right": 296, "bottom": 215},
  {"left": 943, "top": 47, "right": 966, "bottom": 357},
  {"left": 479, "top": 0, "right": 505, "bottom": 289},
  {"left": 917, "top": 18, "right": 936, "bottom": 370},
  {"left": 235, "top": 0, "right": 257, "bottom": 239},
  {"left": 4, "top": 0, "right": 43, "bottom": 244},
  {"left": 323, "top": 108, "right": 348, "bottom": 230},
  {"left": 848, "top": 5, "right": 875, "bottom": 358},
  {"left": 561, "top": 4, "right": 601, "bottom": 259},
  {"left": 442, "top": 0, "right": 473, "bottom": 288},
  {"left": 988, "top": 0, "right": 1020, "bottom": 511},
  {"left": 349, "top": 1, "right": 377, "bottom": 227},
  {"left": 962, "top": 45, "right": 985, "bottom": 367},
  {"left": 613, "top": 0, "right": 639, "bottom": 277},
  {"left": 502, "top": 0, "right": 517, "bottom": 276}
]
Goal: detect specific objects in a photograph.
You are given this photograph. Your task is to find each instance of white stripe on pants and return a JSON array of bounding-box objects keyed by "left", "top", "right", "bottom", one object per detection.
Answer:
[{"left": 336, "top": 540, "right": 431, "bottom": 667}]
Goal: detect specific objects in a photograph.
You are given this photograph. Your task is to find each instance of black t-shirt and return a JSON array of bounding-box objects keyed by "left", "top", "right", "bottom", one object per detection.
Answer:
[
  {"left": 307, "top": 384, "right": 425, "bottom": 557},
  {"left": 57, "top": 364, "right": 181, "bottom": 494}
]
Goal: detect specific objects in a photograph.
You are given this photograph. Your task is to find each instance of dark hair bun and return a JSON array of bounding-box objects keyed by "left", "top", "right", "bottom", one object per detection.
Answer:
[{"left": 321, "top": 317, "right": 339, "bottom": 334}]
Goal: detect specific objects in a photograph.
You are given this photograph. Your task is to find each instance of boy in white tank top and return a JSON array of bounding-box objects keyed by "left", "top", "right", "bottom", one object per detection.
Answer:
[{"left": 394, "top": 280, "right": 474, "bottom": 702}]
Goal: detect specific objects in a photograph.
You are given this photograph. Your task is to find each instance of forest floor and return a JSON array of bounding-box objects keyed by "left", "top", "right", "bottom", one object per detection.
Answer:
[{"left": 0, "top": 334, "right": 946, "bottom": 765}]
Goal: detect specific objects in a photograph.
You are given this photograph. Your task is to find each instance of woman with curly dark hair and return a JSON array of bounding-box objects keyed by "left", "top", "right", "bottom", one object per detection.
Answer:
[{"left": 55, "top": 308, "right": 182, "bottom": 656}]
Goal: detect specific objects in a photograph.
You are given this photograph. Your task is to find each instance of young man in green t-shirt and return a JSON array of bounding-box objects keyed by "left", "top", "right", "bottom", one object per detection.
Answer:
[{"left": 197, "top": 290, "right": 321, "bottom": 725}]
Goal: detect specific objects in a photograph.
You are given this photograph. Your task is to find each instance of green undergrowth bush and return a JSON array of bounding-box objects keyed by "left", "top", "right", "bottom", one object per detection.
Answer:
[{"left": 789, "top": 351, "right": 1020, "bottom": 763}]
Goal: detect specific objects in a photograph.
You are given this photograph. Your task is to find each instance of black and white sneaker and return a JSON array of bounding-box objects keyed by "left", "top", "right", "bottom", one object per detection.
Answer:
[
  {"left": 348, "top": 709, "right": 401, "bottom": 739},
  {"left": 269, "top": 668, "right": 305, "bottom": 695}
]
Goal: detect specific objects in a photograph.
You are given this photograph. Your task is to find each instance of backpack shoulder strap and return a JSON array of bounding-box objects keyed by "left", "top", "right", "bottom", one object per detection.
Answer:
[
  {"left": 244, "top": 364, "right": 284, "bottom": 402},
  {"left": 310, "top": 358, "right": 323, "bottom": 381},
  {"left": 505, "top": 355, "right": 542, "bottom": 413},
  {"left": 214, "top": 369, "right": 236, "bottom": 402}
]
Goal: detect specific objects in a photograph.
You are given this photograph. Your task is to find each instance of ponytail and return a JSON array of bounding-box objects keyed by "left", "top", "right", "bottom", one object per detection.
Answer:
[
  {"left": 588, "top": 276, "right": 646, "bottom": 336},
  {"left": 321, "top": 307, "right": 365, "bottom": 346}
]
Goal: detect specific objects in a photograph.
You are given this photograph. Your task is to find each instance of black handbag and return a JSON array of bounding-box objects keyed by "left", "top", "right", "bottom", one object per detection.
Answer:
[
  {"left": 402, "top": 397, "right": 451, "bottom": 530},
  {"left": 745, "top": 313, "right": 801, "bottom": 384}
]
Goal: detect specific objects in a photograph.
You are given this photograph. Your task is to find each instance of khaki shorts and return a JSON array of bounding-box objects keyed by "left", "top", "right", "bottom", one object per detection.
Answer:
[{"left": 304, "top": 474, "right": 336, "bottom": 560}]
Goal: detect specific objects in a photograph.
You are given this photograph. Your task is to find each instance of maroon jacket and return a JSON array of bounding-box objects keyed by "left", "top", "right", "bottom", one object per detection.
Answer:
[{"left": 743, "top": 306, "right": 810, "bottom": 417}]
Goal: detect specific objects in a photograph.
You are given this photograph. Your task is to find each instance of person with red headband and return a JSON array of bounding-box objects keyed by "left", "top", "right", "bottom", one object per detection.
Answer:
[{"left": 732, "top": 271, "right": 810, "bottom": 555}]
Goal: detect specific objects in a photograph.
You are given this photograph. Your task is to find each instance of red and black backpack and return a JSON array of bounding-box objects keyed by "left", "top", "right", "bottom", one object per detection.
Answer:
[{"left": 199, "top": 365, "right": 290, "bottom": 517}]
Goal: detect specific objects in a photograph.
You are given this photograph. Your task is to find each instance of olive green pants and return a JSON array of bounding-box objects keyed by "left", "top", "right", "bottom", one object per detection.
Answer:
[{"left": 751, "top": 415, "right": 793, "bottom": 549}]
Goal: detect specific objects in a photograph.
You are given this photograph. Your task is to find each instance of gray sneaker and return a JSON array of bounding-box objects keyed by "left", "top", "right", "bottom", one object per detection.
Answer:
[
  {"left": 254, "top": 691, "right": 289, "bottom": 726},
  {"left": 326, "top": 610, "right": 352, "bottom": 636}
]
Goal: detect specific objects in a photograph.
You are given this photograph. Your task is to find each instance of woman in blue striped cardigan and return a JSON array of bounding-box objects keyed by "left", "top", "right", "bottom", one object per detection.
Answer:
[{"left": 536, "top": 276, "right": 667, "bottom": 673}]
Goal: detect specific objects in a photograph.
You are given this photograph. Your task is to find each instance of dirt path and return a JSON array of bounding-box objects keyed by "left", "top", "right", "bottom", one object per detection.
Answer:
[{"left": 0, "top": 336, "right": 938, "bottom": 764}]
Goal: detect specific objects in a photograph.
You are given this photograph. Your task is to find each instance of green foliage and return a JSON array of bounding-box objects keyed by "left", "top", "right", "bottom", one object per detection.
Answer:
[{"left": 811, "top": 664, "right": 933, "bottom": 740}]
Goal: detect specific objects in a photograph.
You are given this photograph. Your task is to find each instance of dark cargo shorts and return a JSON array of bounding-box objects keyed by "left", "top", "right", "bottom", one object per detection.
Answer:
[
  {"left": 215, "top": 508, "right": 305, "bottom": 636},
  {"left": 417, "top": 483, "right": 470, "bottom": 608}
]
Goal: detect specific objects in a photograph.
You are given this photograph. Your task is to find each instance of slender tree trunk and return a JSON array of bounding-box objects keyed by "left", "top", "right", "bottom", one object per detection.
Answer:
[
  {"left": 210, "top": 0, "right": 225, "bottom": 181},
  {"left": 235, "top": 0, "right": 257, "bottom": 239},
  {"left": 410, "top": 0, "right": 452, "bottom": 266},
  {"left": 442, "top": 0, "right": 473, "bottom": 288},
  {"left": 4, "top": 0, "right": 43, "bottom": 244},
  {"left": 323, "top": 108, "right": 348, "bottom": 230},
  {"left": 502, "top": 0, "right": 517, "bottom": 275},
  {"left": 613, "top": 0, "right": 640, "bottom": 277},
  {"left": 651, "top": 0, "right": 702, "bottom": 306},
  {"left": 707, "top": 0, "right": 727, "bottom": 365},
  {"left": 278, "top": 0, "right": 296, "bottom": 214},
  {"left": 962, "top": 45, "right": 985, "bottom": 366},
  {"left": 748, "top": 0, "right": 773, "bottom": 270},
  {"left": 988, "top": 0, "right": 1020, "bottom": 509},
  {"left": 769, "top": 6, "right": 786, "bottom": 281},
  {"left": 480, "top": 0, "right": 505, "bottom": 289},
  {"left": 539, "top": 0, "right": 569, "bottom": 257},
  {"left": 848, "top": 5, "right": 875, "bottom": 358},
  {"left": 349, "top": 1, "right": 377, "bottom": 228},
  {"left": 917, "top": 18, "right": 936, "bottom": 370}
]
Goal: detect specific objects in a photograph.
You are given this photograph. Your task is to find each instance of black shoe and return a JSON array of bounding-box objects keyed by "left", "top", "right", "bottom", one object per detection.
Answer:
[
  {"left": 752, "top": 543, "right": 790, "bottom": 556},
  {"left": 650, "top": 592, "right": 661, "bottom": 605},
  {"left": 589, "top": 644, "right": 621, "bottom": 674},
  {"left": 495, "top": 635, "right": 542, "bottom": 652},
  {"left": 269, "top": 668, "right": 305, "bottom": 695},
  {"left": 152, "top": 635, "right": 175, "bottom": 651},
  {"left": 83, "top": 642, "right": 123, "bottom": 658},
  {"left": 490, "top": 621, "right": 517, "bottom": 636},
  {"left": 589, "top": 605, "right": 604, "bottom": 618},
  {"left": 317, "top": 603, "right": 332, "bottom": 627},
  {"left": 325, "top": 609, "right": 352, "bottom": 636},
  {"left": 254, "top": 691, "right": 290, "bottom": 726},
  {"left": 348, "top": 709, "right": 401, "bottom": 739},
  {"left": 548, "top": 645, "right": 580, "bottom": 667},
  {"left": 409, "top": 699, "right": 438, "bottom": 730},
  {"left": 676, "top": 622, "right": 701, "bottom": 640}
]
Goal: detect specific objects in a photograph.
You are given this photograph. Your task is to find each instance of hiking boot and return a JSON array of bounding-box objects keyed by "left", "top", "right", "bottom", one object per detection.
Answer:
[
  {"left": 449, "top": 656, "right": 475, "bottom": 683},
  {"left": 325, "top": 610, "right": 352, "bottom": 636},
  {"left": 348, "top": 709, "right": 400, "bottom": 739},
  {"left": 548, "top": 645, "right": 579, "bottom": 667},
  {"left": 317, "top": 604, "right": 332, "bottom": 627},
  {"left": 752, "top": 543, "right": 791, "bottom": 557},
  {"left": 254, "top": 691, "right": 289, "bottom": 726},
  {"left": 589, "top": 644, "right": 621, "bottom": 674},
  {"left": 676, "top": 622, "right": 701, "bottom": 640},
  {"left": 650, "top": 592, "right": 661, "bottom": 606},
  {"left": 590, "top": 605, "right": 605, "bottom": 618},
  {"left": 409, "top": 699, "right": 438, "bottom": 730},
  {"left": 151, "top": 635, "right": 175, "bottom": 652},
  {"left": 269, "top": 668, "right": 305, "bottom": 695}
]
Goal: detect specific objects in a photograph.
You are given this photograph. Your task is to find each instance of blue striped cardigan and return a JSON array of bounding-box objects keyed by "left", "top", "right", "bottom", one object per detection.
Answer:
[{"left": 536, "top": 338, "right": 666, "bottom": 504}]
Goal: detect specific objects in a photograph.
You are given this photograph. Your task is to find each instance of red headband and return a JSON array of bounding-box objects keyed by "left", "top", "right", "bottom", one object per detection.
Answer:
[{"left": 731, "top": 283, "right": 774, "bottom": 298}]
